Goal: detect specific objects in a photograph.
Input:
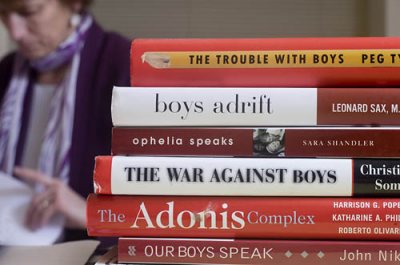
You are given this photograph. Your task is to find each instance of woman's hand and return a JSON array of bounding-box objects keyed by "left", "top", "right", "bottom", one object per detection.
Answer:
[{"left": 13, "top": 167, "right": 86, "bottom": 231}]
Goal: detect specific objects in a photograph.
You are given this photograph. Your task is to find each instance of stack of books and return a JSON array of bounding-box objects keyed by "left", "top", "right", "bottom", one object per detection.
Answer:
[{"left": 87, "top": 37, "right": 400, "bottom": 265}]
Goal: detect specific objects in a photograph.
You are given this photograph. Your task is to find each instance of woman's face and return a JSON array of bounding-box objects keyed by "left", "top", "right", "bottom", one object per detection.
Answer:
[{"left": 0, "top": 0, "right": 74, "bottom": 60}]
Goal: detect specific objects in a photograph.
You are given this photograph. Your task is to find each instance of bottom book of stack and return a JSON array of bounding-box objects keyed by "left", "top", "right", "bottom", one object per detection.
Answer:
[
  {"left": 117, "top": 238, "right": 400, "bottom": 265},
  {"left": 93, "top": 238, "right": 400, "bottom": 265}
]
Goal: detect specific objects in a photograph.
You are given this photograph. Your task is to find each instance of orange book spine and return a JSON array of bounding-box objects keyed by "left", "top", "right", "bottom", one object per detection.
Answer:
[
  {"left": 131, "top": 37, "right": 400, "bottom": 87},
  {"left": 87, "top": 195, "right": 400, "bottom": 240},
  {"left": 93, "top": 156, "right": 112, "bottom": 194}
]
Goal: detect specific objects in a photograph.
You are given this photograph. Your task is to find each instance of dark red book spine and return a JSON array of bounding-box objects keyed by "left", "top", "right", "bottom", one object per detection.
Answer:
[
  {"left": 131, "top": 37, "right": 400, "bottom": 87},
  {"left": 118, "top": 238, "right": 400, "bottom": 265},
  {"left": 86, "top": 195, "right": 400, "bottom": 240},
  {"left": 112, "top": 127, "right": 400, "bottom": 158}
]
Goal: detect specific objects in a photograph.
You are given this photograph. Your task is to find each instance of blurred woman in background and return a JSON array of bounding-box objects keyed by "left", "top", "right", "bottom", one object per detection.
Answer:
[{"left": 0, "top": 0, "right": 130, "bottom": 242}]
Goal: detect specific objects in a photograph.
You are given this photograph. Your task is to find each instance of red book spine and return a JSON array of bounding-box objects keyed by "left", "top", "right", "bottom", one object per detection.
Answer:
[
  {"left": 93, "top": 156, "right": 112, "bottom": 194},
  {"left": 118, "top": 238, "right": 400, "bottom": 265},
  {"left": 131, "top": 37, "right": 400, "bottom": 87},
  {"left": 86, "top": 195, "right": 400, "bottom": 240},
  {"left": 112, "top": 127, "right": 400, "bottom": 158}
]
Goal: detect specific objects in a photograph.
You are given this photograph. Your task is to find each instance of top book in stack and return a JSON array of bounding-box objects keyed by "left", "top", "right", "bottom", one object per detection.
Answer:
[{"left": 131, "top": 37, "right": 400, "bottom": 87}]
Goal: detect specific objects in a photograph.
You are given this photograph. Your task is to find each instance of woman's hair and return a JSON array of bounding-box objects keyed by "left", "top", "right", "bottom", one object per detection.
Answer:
[{"left": 0, "top": 0, "right": 93, "bottom": 10}]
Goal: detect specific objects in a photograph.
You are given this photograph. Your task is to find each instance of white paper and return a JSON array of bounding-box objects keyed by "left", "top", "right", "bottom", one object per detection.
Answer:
[{"left": 0, "top": 171, "right": 64, "bottom": 246}]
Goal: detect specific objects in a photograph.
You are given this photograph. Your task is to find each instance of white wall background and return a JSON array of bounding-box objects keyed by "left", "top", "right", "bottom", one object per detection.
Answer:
[
  {"left": 0, "top": 0, "right": 397, "bottom": 59},
  {"left": 385, "top": 0, "right": 400, "bottom": 36},
  {"left": 0, "top": 26, "right": 10, "bottom": 59},
  {"left": 90, "top": 0, "right": 369, "bottom": 38}
]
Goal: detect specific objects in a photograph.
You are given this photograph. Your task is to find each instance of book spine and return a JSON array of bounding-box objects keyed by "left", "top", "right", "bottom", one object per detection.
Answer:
[
  {"left": 111, "top": 86, "right": 400, "bottom": 126},
  {"left": 86, "top": 195, "right": 400, "bottom": 240},
  {"left": 131, "top": 37, "right": 400, "bottom": 87},
  {"left": 118, "top": 238, "right": 400, "bottom": 265},
  {"left": 93, "top": 156, "right": 400, "bottom": 197},
  {"left": 112, "top": 127, "right": 400, "bottom": 158}
]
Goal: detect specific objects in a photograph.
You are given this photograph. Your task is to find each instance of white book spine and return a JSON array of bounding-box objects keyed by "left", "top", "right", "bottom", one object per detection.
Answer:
[
  {"left": 111, "top": 86, "right": 317, "bottom": 126},
  {"left": 107, "top": 156, "right": 353, "bottom": 196}
]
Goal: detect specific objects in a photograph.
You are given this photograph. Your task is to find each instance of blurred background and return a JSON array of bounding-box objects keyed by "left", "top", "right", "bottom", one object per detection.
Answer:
[{"left": 0, "top": 0, "right": 398, "bottom": 58}]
